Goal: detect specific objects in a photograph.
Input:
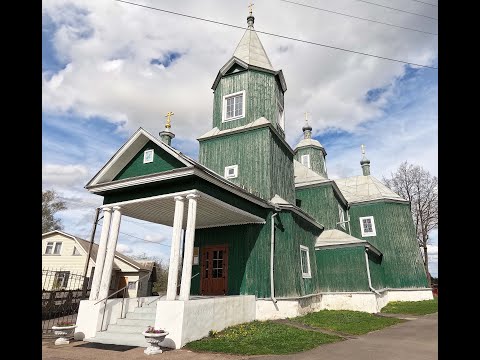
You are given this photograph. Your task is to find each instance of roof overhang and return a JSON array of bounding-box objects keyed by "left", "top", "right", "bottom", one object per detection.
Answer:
[
  {"left": 211, "top": 57, "right": 287, "bottom": 92},
  {"left": 101, "top": 189, "right": 266, "bottom": 229},
  {"left": 314, "top": 229, "right": 382, "bottom": 257},
  {"left": 197, "top": 117, "right": 295, "bottom": 156}
]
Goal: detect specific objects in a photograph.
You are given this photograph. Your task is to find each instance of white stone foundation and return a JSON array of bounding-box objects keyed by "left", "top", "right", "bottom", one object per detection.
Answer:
[
  {"left": 255, "top": 288, "right": 433, "bottom": 319},
  {"left": 155, "top": 295, "right": 256, "bottom": 349}
]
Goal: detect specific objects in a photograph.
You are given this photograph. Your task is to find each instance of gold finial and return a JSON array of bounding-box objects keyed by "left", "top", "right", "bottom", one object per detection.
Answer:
[
  {"left": 248, "top": 1, "right": 254, "bottom": 15},
  {"left": 165, "top": 111, "right": 174, "bottom": 129},
  {"left": 361, "top": 144, "right": 366, "bottom": 155}
]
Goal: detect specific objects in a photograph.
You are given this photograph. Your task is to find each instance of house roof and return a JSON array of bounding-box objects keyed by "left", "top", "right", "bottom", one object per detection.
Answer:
[
  {"left": 334, "top": 175, "right": 408, "bottom": 204},
  {"left": 315, "top": 229, "right": 382, "bottom": 256},
  {"left": 42, "top": 230, "right": 150, "bottom": 271}
]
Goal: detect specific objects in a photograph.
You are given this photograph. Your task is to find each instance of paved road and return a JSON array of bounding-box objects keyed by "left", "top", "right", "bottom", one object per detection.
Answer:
[{"left": 42, "top": 313, "right": 437, "bottom": 360}]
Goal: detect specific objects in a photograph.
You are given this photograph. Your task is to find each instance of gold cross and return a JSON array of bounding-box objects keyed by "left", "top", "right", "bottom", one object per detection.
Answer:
[
  {"left": 361, "top": 144, "right": 366, "bottom": 155},
  {"left": 248, "top": 1, "right": 254, "bottom": 15},
  {"left": 165, "top": 111, "right": 174, "bottom": 129}
]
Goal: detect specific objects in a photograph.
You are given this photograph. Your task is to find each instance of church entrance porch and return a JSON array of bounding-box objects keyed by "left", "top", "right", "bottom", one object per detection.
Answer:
[{"left": 200, "top": 245, "right": 228, "bottom": 295}]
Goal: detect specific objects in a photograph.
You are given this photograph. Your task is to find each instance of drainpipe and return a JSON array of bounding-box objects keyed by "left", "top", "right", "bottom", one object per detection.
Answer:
[
  {"left": 346, "top": 207, "right": 352, "bottom": 235},
  {"left": 270, "top": 210, "right": 280, "bottom": 304},
  {"left": 364, "top": 249, "right": 381, "bottom": 295}
]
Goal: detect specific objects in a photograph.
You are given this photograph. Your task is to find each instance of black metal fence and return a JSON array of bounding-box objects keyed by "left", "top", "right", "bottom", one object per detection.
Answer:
[{"left": 42, "top": 268, "right": 90, "bottom": 337}]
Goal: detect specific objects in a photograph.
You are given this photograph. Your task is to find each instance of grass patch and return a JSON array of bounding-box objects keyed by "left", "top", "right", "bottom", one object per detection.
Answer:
[
  {"left": 381, "top": 298, "right": 438, "bottom": 315},
  {"left": 185, "top": 321, "right": 341, "bottom": 355},
  {"left": 293, "top": 310, "right": 403, "bottom": 335}
]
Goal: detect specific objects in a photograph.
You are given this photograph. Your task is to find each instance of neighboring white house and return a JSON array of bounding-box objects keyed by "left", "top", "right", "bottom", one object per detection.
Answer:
[{"left": 42, "top": 230, "right": 155, "bottom": 298}]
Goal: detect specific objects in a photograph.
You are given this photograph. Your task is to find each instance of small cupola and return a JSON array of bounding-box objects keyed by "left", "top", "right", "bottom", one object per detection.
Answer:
[
  {"left": 159, "top": 111, "right": 175, "bottom": 146},
  {"left": 294, "top": 113, "right": 328, "bottom": 178},
  {"left": 360, "top": 144, "right": 371, "bottom": 176}
]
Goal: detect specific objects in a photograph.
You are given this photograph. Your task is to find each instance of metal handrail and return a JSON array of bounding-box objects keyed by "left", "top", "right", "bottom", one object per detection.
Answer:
[
  {"left": 95, "top": 272, "right": 152, "bottom": 331},
  {"left": 144, "top": 273, "right": 200, "bottom": 306}
]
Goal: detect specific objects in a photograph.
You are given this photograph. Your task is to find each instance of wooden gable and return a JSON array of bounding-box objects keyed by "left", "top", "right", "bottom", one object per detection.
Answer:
[{"left": 113, "top": 140, "right": 186, "bottom": 181}]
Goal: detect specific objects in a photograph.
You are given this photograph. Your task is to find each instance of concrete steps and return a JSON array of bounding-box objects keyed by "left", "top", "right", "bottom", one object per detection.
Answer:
[
  {"left": 85, "top": 301, "right": 159, "bottom": 348},
  {"left": 86, "top": 331, "right": 148, "bottom": 347}
]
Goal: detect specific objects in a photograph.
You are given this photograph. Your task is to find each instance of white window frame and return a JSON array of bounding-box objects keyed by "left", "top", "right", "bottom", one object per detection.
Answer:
[
  {"left": 277, "top": 100, "right": 285, "bottom": 130},
  {"left": 45, "top": 241, "right": 62, "bottom": 255},
  {"left": 143, "top": 149, "right": 154, "bottom": 163},
  {"left": 222, "top": 90, "right": 246, "bottom": 122},
  {"left": 338, "top": 204, "right": 346, "bottom": 229},
  {"left": 301, "top": 154, "right": 311, "bottom": 169},
  {"left": 300, "top": 245, "right": 312, "bottom": 278},
  {"left": 72, "top": 246, "right": 81, "bottom": 256},
  {"left": 359, "top": 216, "right": 377, "bottom": 237},
  {"left": 224, "top": 164, "right": 238, "bottom": 179}
]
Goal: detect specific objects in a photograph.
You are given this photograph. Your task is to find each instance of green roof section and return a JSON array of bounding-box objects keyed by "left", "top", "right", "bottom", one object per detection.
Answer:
[{"left": 113, "top": 140, "right": 186, "bottom": 181}]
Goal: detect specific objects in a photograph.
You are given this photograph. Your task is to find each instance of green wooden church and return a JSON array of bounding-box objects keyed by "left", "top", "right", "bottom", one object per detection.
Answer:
[{"left": 76, "top": 12, "right": 432, "bottom": 349}]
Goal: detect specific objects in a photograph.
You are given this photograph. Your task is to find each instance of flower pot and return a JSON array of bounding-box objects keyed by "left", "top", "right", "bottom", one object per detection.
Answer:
[
  {"left": 141, "top": 331, "right": 169, "bottom": 355},
  {"left": 51, "top": 325, "right": 77, "bottom": 345}
]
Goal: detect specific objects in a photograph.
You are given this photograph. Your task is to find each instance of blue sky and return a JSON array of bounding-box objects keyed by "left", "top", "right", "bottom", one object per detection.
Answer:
[{"left": 42, "top": 0, "right": 438, "bottom": 275}]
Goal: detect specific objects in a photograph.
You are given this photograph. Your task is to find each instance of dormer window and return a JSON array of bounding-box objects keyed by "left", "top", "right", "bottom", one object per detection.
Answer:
[
  {"left": 301, "top": 154, "right": 311, "bottom": 169},
  {"left": 222, "top": 91, "right": 245, "bottom": 122}
]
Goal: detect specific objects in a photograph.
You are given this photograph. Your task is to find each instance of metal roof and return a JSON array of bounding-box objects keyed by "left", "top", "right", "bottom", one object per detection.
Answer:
[
  {"left": 315, "top": 229, "right": 365, "bottom": 248},
  {"left": 334, "top": 175, "right": 407, "bottom": 204},
  {"left": 233, "top": 22, "right": 274, "bottom": 71},
  {"left": 294, "top": 138, "right": 324, "bottom": 150},
  {"left": 315, "top": 229, "right": 382, "bottom": 256},
  {"left": 294, "top": 160, "right": 328, "bottom": 185}
]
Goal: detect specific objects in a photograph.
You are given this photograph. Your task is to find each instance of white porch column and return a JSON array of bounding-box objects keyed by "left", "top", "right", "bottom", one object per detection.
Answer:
[
  {"left": 89, "top": 207, "right": 112, "bottom": 300},
  {"left": 179, "top": 194, "right": 199, "bottom": 301},
  {"left": 97, "top": 206, "right": 122, "bottom": 301},
  {"left": 166, "top": 196, "right": 186, "bottom": 300}
]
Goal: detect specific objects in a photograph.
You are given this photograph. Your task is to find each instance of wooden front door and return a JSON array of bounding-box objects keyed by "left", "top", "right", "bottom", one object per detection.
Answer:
[{"left": 200, "top": 245, "right": 228, "bottom": 295}]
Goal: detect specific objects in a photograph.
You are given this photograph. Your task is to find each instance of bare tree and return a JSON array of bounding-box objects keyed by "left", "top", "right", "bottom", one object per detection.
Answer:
[
  {"left": 42, "top": 189, "right": 67, "bottom": 233},
  {"left": 383, "top": 161, "right": 438, "bottom": 286}
]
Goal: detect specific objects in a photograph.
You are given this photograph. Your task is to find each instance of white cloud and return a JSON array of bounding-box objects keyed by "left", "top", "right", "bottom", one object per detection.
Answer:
[
  {"left": 117, "top": 243, "right": 133, "bottom": 254},
  {"left": 42, "top": 163, "right": 88, "bottom": 187},
  {"left": 42, "top": 0, "right": 437, "bottom": 143}
]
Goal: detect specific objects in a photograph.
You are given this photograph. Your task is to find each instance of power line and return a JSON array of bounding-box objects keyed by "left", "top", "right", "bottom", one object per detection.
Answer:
[
  {"left": 351, "top": 0, "right": 438, "bottom": 20},
  {"left": 401, "top": 0, "right": 438, "bottom": 7},
  {"left": 118, "top": 230, "right": 171, "bottom": 247},
  {"left": 280, "top": 0, "right": 437, "bottom": 36},
  {"left": 96, "top": 221, "right": 172, "bottom": 247},
  {"left": 114, "top": 0, "right": 437, "bottom": 70}
]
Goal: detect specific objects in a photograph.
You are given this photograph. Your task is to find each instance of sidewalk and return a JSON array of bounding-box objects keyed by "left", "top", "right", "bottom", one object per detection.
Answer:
[{"left": 42, "top": 313, "right": 437, "bottom": 360}]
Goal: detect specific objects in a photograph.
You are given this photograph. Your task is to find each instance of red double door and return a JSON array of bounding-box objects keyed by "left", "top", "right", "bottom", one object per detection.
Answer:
[{"left": 200, "top": 245, "right": 228, "bottom": 296}]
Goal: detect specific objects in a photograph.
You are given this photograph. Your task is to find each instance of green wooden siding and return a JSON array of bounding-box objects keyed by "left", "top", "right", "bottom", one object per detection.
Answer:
[
  {"left": 349, "top": 201, "right": 428, "bottom": 288},
  {"left": 102, "top": 176, "right": 268, "bottom": 219},
  {"left": 191, "top": 210, "right": 321, "bottom": 298},
  {"left": 295, "top": 184, "right": 347, "bottom": 230},
  {"left": 212, "top": 70, "right": 284, "bottom": 133},
  {"left": 192, "top": 221, "right": 271, "bottom": 297},
  {"left": 315, "top": 246, "right": 369, "bottom": 292},
  {"left": 199, "top": 127, "right": 295, "bottom": 204},
  {"left": 295, "top": 147, "right": 327, "bottom": 178},
  {"left": 113, "top": 141, "right": 185, "bottom": 181},
  {"left": 274, "top": 211, "right": 321, "bottom": 297}
]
